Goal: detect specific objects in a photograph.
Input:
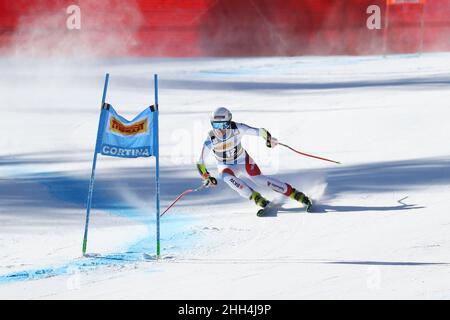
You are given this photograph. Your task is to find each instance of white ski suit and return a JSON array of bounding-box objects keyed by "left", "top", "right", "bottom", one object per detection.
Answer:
[{"left": 198, "top": 122, "right": 294, "bottom": 199}]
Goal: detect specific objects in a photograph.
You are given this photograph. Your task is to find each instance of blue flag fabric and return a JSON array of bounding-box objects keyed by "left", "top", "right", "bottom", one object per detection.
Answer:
[{"left": 98, "top": 104, "right": 157, "bottom": 158}]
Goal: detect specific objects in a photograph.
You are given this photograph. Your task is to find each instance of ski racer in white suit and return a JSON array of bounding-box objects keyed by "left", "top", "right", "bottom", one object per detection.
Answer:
[{"left": 197, "top": 107, "right": 312, "bottom": 214}]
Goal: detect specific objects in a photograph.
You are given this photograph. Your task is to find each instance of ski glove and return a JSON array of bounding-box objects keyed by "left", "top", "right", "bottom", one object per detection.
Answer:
[
  {"left": 197, "top": 163, "right": 217, "bottom": 188},
  {"left": 268, "top": 137, "right": 278, "bottom": 148},
  {"left": 203, "top": 175, "right": 218, "bottom": 188},
  {"left": 259, "top": 128, "right": 278, "bottom": 148}
]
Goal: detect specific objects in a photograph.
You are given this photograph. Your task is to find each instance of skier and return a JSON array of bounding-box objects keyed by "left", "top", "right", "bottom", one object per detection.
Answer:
[{"left": 197, "top": 107, "right": 312, "bottom": 216}]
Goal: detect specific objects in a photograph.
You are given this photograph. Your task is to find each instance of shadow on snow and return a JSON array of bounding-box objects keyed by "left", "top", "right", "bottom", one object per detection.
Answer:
[
  {"left": 2, "top": 156, "right": 450, "bottom": 218},
  {"left": 1, "top": 154, "right": 449, "bottom": 283}
]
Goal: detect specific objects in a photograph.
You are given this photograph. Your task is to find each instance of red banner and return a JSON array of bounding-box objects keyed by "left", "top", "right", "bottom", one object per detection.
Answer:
[{"left": 0, "top": 0, "right": 449, "bottom": 56}]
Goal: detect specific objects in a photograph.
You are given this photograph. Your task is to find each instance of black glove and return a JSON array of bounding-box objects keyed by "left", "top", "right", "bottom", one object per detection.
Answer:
[
  {"left": 203, "top": 175, "right": 217, "bottom": 188},
  {"left": 261, "top": 128, "right": 278, "bottom": 148}
]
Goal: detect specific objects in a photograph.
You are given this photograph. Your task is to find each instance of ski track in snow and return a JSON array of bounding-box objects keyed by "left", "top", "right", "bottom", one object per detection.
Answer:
[
  {"left": 0, "top": 170, "right": 202, "bottom": 284},
  {"left": 1, "top": 53, "right": 450, "bottom": 298}
]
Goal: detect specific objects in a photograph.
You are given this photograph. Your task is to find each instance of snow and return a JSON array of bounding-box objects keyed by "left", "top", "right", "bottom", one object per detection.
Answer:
[{"left": 1, "top": 53, "right": 450, "bottom": 299}]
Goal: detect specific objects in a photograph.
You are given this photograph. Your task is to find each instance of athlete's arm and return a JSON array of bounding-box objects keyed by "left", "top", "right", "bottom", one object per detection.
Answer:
[
  {"left": 197, "top": 135, "right": 217, "bottom": 187},
  {"left": 236, "top": 123, "right": 278, "bottom": 148}
]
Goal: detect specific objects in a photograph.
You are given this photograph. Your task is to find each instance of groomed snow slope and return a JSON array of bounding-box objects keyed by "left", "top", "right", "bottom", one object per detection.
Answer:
[{"left": 1, "top": 54, "right": 450, "bottom": 299}]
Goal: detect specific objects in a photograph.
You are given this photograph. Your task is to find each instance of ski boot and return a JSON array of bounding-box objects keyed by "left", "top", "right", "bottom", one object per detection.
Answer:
[
  {"left": 290, "top": 189, "right": 313, "bottom": 213},
  {"left": 250, "top": 191, "right": 270, "bottom": 217}
]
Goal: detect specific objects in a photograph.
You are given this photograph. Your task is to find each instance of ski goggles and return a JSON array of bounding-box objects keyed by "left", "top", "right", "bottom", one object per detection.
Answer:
[{"left": 211, "top": 121, "right": 231, "bottom": 129}]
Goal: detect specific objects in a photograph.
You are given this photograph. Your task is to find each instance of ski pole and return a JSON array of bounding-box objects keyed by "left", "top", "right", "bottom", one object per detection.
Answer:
[
  {"left": 279, "top": 142, "right": 341, "bottom": 165},
  {"left": 161, "top": 183, "right": 206, "bottom": 217}
]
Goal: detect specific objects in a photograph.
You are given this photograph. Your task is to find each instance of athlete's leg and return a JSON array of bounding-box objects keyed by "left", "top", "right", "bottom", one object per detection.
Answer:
[
  {"left": 218, "top": 164, "right": 269, "bottom": 208},
  {"left": 218, "top": 166, "right": 252, "bottom": 198},
  {"left": 244, "top": 153, "right": 312, "bottom": 208},
  {"left": 250, "top": 174, "right": 292, "bottom": 195}
]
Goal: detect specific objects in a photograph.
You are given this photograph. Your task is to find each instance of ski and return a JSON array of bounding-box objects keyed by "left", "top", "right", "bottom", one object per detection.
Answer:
[
  {"left": 257, "top": 201, "right": 279, "bottom": 217},
  {"left": 257, "top": 199, "right": 313, "bottom": 216},
  {"left": 305, "top": 199, "right": 313, "bottom": 213}
]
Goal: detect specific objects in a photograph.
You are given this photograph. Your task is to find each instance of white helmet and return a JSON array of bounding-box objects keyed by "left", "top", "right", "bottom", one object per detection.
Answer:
[{"left": 210, "top": 107, "right": 232, "bottom": 129}]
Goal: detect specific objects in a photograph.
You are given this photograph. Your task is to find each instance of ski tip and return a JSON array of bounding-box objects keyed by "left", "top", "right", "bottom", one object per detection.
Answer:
[{"left": 256, "top": 201, "right": 281, "bottom": 217}]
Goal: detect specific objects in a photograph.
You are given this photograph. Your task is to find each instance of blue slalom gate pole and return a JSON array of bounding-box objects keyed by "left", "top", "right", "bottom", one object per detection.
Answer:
[
  {"left": 82, "top": 73, "right": 109, "bottom": 256},
  {"left": 154, "top": 74, "right": 161, "bottom": 258}
]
